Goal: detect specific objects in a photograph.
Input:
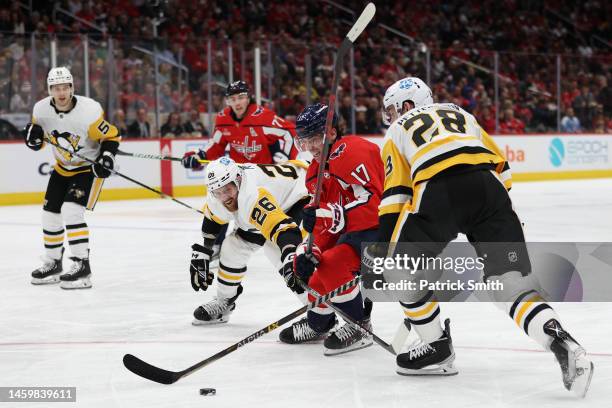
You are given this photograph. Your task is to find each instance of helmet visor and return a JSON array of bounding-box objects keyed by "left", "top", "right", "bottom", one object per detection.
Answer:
[{"left": 295, "top": 133, "right": 324, "bottom": 152}]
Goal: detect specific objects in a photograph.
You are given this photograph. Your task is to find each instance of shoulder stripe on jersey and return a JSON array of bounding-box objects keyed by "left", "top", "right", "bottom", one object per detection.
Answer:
[
  {"left": 411, "top": 146, "right": 494, "bottom": 180},
  {"left": 382, "top": 186, "right": 413, "bottom": 199}
]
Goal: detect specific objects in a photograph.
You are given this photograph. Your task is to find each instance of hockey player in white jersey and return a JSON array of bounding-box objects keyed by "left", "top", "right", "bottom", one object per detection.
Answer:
[
  {"left": 25, "top": 67, "right": 121, "bottom": 289},
  {"left": 189, "top": 157, "right": 310, "bottom": 324},
  {"left": 374, "top": 77, "right": 593, "bottom": 396}
]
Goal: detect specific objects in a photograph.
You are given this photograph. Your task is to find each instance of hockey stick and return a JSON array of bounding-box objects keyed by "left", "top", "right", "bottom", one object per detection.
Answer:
[
  {"left": 116, "top": 149, "right": 211, "bottom": 164},
  {"left": 44, "top": 136, "right": 204, "bottom": 215},
  {"left": 123, "top": 275, "right": 361, "bottom": 384},
  {"left": 296, "top": 279, "right": 397, "bottom": 355},
  {"left": 307, "top": 2, "right": 376, "bottom": 252}
]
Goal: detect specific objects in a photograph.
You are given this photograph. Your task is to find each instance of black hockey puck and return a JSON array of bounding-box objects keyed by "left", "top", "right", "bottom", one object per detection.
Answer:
[{"left": 199, "top": 388, "right": 216, "bottom": 396}]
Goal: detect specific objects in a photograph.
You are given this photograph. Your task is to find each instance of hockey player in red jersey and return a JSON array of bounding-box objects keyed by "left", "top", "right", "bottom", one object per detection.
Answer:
[
  {"left": 278, "top": 103, "right": 385, "bottom": 355},
  {"left": 182, "top": 80, "right": 298, "bottom": 168}
]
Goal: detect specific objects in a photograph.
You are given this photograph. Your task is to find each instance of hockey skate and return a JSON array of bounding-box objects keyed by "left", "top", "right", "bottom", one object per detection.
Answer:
[
  {"left": 192, "top": 285, "right": 243, "bottom": 325},
  {"left": 544, "top": 319, "right": 594, "bottom": 398},
  {"left": 279, "top": 316, "right": 334, "bottom": 344},
  {"left": 31, "top": 249, "right": 64, "bottom": 285},
  {"left": 324, "top": 318, "right": 373, "bottom": 356},
  {"left": 396, "top": 318, "right": 458, "bottom": 376},
  {"left": 59, "top": 257, "right": 92, "bottom": 289}
]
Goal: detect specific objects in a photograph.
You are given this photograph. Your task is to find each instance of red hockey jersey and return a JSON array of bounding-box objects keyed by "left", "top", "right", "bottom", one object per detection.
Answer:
[
  {"left": 305, "top": 136, "right": 384, "bottom": 251},
  {"left": 205, "top": 104, "right": 298, "bottom": 163}
]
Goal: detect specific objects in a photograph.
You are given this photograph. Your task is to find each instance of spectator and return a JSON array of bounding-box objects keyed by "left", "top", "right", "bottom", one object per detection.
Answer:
[
  {"left": 572, "top": 86, "right": 597, "bottom": 128},
  {"left": 113, "top": 109, "right": 129, "bottom": 136},
  {"left": 183, "top": 110, "right": 209, "bottom": 137},
  {"left": 499, "top": 108, "right": 525, "bottom": 134},
  {"left": 160, "top": 112, "right": 185, "bottom": 138},
  {"left": 355, "top": 107, "right": 378, "bottom": 134},
  {"left": 127, "top": 108, "right": 152, "bottom": 138},
  {"left": 560, "top": 108, "right": 581, "bottom": 133}
]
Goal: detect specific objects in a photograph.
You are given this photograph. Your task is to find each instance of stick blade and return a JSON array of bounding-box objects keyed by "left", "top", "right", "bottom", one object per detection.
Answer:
[
  {"left": 123, "top": 354, "right": 181, "bottom": 385},
  {"left": 346, "top": 2, "right": 376, "bottom": 43}
]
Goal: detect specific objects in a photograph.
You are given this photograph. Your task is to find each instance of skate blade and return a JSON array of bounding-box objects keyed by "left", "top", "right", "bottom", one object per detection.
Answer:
[
  {"left": 571, "top": 361, "right": 594, "bottom": 398},
  {"left": 396, "top": 356, "right": 459, "bottom": 376},
  {"left": 60, "top": 278, "right": 92, "bottom": 290},
  {"left": 192, "top": 318, "right": 230, "bottom": 326},
  {"left": 31, "top": 276, "right": 60, "bottom": 285},
  {"left": 324, "top": 339, "right": 373, "bottom": 356}
]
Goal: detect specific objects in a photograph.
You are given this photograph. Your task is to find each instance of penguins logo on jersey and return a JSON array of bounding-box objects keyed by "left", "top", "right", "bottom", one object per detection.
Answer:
[{"left": 50, "top": 130, "right": 82, "bottom": 160}]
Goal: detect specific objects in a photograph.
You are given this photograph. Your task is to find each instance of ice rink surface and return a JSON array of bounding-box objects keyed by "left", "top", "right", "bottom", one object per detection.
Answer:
[{"left": 1, "top": 178, "right": 612, "bottom": 408}]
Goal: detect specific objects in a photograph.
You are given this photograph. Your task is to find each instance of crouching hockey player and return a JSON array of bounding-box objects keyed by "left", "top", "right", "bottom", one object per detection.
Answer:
[
  {"left": 278, "top": 103, "right": 385, "bottom": 356},
  {"left": 189, "top": 157, "right": 310, "bottom": 324}
]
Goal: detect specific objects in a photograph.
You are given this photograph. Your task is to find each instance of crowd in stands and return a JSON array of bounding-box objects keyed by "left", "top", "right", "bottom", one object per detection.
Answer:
[{"left": 0, "top": 0, "right": 610, "bottom": 139}]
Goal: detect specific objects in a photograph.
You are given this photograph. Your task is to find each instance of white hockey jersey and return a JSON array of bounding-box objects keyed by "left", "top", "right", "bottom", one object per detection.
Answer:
[
  {"left": 379, "top": 102, "right": 511, "bottom": 220},
  {"left": 204, "top": 161, "right": 309, "bottom": 243},
  {"left": 32, "top": 95, "right": 120, "bottom": 176}
]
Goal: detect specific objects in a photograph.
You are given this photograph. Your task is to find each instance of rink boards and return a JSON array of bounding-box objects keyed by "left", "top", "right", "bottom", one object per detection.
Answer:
[{"left": 1, "top": 133, "right": 611, "bottom": 205}]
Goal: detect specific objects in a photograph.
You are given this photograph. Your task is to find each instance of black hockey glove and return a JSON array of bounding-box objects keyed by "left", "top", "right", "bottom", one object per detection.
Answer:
[
  {"left": 23, "top": 123, "right": 45, "bottom": 151},
  {"left": 294, "top": 242, "right": 321, "bottom": 282},
  {"left": 190, "top": 243, "right": 215, "bottom": 291},
  {"left": 181, "top": 149, "right": 206, "bottom": 170},
  {"left": 92, "top": 151, "right": 115, "bottom": 178},
  {"left": 279, "top": 251, "right": 304, "bottom": 294}
]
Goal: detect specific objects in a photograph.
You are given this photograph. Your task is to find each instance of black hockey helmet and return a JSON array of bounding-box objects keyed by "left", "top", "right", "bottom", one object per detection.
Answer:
[
  {"left": 295, "top": 103, "right": 339, "bottom": 140},
  {"left": 225, "top": 80, "right": 249, "bottom": 97}
]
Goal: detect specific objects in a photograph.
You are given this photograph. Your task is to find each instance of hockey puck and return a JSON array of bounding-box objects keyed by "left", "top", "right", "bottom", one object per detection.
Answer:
[{"left": 199, "top": 388, "right": 216, "bottom": 396}]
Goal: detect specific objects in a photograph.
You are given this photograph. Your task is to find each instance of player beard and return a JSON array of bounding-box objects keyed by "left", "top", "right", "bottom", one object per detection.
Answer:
[{"left": 223, "top": 197, "right": 238, "bottom": 212}]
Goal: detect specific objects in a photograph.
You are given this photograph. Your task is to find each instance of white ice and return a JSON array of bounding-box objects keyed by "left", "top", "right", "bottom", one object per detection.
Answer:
[{"left": 1, "top": 178, "right": 612, "bottom": 408}]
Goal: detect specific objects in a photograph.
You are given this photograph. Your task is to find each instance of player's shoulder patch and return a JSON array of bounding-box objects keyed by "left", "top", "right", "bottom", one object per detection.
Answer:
[{"left": 329, "top": 142, "right": 347, "bottom": 160}]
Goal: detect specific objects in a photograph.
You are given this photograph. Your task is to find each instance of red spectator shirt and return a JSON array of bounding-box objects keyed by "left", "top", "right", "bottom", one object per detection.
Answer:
[
  {"left": 500, "top": 118, "right": 525, "bottom": 134},
  {"left": 205, "top": 104, "right": 297, "bottom": 163},
  {"left": 305, "top": 136, "right": 384, "bottom": 251}
]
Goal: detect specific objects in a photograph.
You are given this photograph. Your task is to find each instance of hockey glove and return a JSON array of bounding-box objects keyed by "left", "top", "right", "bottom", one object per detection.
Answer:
[
  {"left": 362, "top": 242, "right": 387, "bottom": 275},
  {"left": 182, "top": 149, "right": 206, "bottom": 170},
  {"left": 279, "top": 251, "right": 304, "bottom": 294},
  {"left": 302, "top": 203, "right": 346, "bottom": 234},
  {"left": 293, "top": 242, "right": 322, "bottom": 282},
  {"left": 92, "top": 151, "right": 115, "bottom": 178},
  {"left": 23, "top": 123, "right": 45, "bottom": 151},
  {"left": 190, "top": 243, "right": 215, "bottom": 291}
]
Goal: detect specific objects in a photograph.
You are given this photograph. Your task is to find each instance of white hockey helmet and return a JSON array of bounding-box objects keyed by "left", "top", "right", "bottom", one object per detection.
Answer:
[
  {"left": 205, "top": 157, "right": 243, "bottom": 192},
  {"left": 382, "top": 77, "right": 433, "bottom": 125},
  {"left": 47, "top": 67, "right": 74, "bottom": 97}
]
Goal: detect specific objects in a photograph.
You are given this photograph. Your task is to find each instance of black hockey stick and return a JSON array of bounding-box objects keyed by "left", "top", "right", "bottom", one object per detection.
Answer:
[
  {"left": 44, "top": 136, "right": 204, "bottom": 215},
  {"left": 307, "top": 2, "right": 376, "bottom": 252},
  {"left": 116, "top": 149, "right": 212, "bottom": 164},
  {"left": 123, "top": 275, "right": 361, "bottom": 384},
  {"left": 296, "top": 279, "right": 397, "bottom": 355}
]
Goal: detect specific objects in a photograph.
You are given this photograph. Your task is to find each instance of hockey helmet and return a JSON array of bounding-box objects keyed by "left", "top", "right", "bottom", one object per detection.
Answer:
[
  {"left": 225, "top": 80, "right": 249, "bottom": 97},
  {"left": 382, "top": 77, "right": 433, "bottom": 125},
  {"left": 205, "top": 157, "right": 243, "bottom": 193},
  {"left": 295, "top": 103, "right": 338, "bottom": 140},
  {"left": 47, "top": 67, "right": 74, "bottom": 97}
]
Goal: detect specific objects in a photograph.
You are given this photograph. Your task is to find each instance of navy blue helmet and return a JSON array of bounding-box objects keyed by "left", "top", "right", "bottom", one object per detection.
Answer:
[
  {"left": 295, "top": 103, "right": 338, "bottom": 139},
  {"left": 225, "top": 80, "right": 249, "bottom": 97}
]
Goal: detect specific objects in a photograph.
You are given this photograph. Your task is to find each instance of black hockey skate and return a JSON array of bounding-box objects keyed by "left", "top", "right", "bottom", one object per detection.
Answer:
[
  {"left": 279, "top": 316, "right": 335, "bottom": 344},
  {"left": 31, "top": 248, "right": 64, "bottom": 285},
  {"left": 324, "top": 318, "right": 373, "bottom": 356},
  {"left": 59, "top": 257, "right": 92, "bottom": 289},
  {"left": 396, "top": 318, "right": 458, "bottom": 376},
  {"left": 193, "top": 285, "right": 243, "bottom": 325},
  {"left": 544, "top": 319, "right": 594, "bottom": 398}
]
